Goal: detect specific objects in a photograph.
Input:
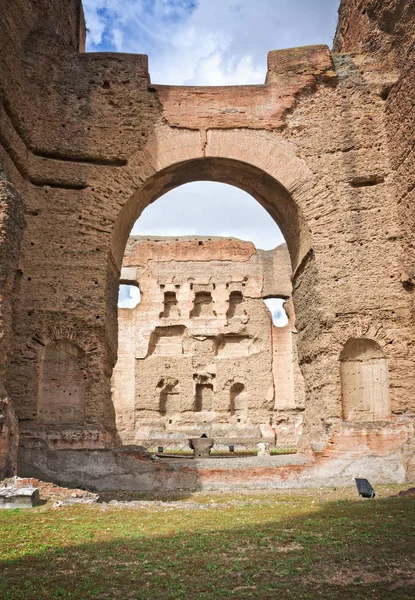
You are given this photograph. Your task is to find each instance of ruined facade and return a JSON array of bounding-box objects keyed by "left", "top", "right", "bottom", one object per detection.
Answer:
[
  {"left": 113, "top": 237, "right": 304, "bottom": 446},
  {"left": 0, "top": 0, "right": 414, "bottom": 490}
]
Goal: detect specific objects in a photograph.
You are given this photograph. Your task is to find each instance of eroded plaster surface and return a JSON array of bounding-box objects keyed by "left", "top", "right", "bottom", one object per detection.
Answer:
[
  {"left": 0, "top": 0, "right": 414, "bottom": 488},
  {"left": 113, "top": 237, "right": 304, "bottom": 446}
]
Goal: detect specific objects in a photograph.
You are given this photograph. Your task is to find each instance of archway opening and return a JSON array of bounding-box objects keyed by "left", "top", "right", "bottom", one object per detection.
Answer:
[
  {"left": 110, "top": 163, "right": 311, "bottom": 450},
  {"left": 110, "top": 157, "right": 312, "bottom": 273}
]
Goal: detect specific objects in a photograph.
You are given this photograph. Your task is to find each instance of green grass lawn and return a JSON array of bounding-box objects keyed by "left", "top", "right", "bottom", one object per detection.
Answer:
[{"left": 0, "top": 485, "right": 414, "bottom": 600}]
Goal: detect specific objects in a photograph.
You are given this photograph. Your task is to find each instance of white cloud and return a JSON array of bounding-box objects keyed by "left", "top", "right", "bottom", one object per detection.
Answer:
[
  {"left": 264, "top": 298, "right": 289, "bottom": 327},
  {"left": 118, "top": 284, "right": 141, "bottom": 308},
  {"left": 188, "top": 52, "right": 264, "bottom": 86},
  {"left": 132, "top": 182, "right": 284, "bottom": 250},
  {"left": 83, "top": 0, "right": 340, "bottom": 85},
  {"left": 83, "top": 2, "right": 107, "bottom": 46}
]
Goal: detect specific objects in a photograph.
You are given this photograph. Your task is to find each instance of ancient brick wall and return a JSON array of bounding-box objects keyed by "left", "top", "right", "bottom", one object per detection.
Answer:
[
  {"left": 334, "top": 0, "right": 415, "bottom": 65},
  {"left": 113, "top": 237, "right": 304, "bottom": 446},
  {"left": 334, "top": 2, "right": 415, "bottom": 286},
  {"left": 0, "top": 167, "right": 24, "bottom": 476},
  {"left": 0, "top": 0, "right": 413, "bottom": 484},
  {"left": 334, "top": 1, "right": 415, "bottom": 471},
  {"left": 0, "top": 398, "right": 18, "bottom": 478}
]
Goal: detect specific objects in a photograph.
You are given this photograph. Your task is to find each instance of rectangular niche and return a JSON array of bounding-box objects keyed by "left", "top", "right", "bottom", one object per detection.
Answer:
[
  {"left": 190, "top": 291, "right": 214, "bottom": 317},
  {"left": 157, "top": 378, "right": 180, "bottom": 416},
  {"left": 37, "top": 340, "right": 85, "bottom": 425},
  {"left": 148, "top": 326, "right": 185, "bottom": 356},
  {"left": 340, "top": 338, "right": 390, "bottom": 421},
  {"left": 227, "top": 290, "right": 245, "bottom": 319},
  {"left": 215, "top": 335, "right": 255, "bottom": 358},
  {"left": 194, "top": 383, "right": 214, "bottom": 412},
  {"left": 160, "top": 291, "right": 180, "bottom": 318}
]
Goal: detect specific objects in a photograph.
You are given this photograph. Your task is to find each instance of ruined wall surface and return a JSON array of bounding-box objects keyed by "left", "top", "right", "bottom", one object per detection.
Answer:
[
  {"left": 0, "top": 166, "right": 24, "bottom": 477},
  {"left": 0, "top": 398, "right": 18, "bottom": 478},
  {"left": 113, "top": 237, "right": 303, "bottom": 445},
  {"left": 334, "top": 0, "right": 415, "bottom": 476},
  {"left": 334, "top": 0, "right": 415, "bottom": 65},
  {"left": 334, "top": 1, "right": 415, "bottom": 284},
  {"left": 0, "top": 0, "right": 413, "bottom": 484}
]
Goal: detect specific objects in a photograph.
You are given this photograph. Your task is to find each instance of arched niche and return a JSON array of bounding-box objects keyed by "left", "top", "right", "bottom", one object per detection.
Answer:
[
  {"left": 340, "top": 338, "right": 390, "bottom": 421},
  {"left": 157, "top": 378, "right": 179, "bottom": 417},
  {"left": 229, "top": 382, "right": 248, "bottom": 421},
  {"left": 37, "top": 340, "right": 85, "bottom": 425}
]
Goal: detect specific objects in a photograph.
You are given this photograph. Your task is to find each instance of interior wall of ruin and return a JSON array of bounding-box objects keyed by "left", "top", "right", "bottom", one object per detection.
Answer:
[
  {"left": 0, "top": 0, "right": 413, "bottom": 479},
  {"left": 113, "top": 237, "right": 303, "bottom": 445},
  {"left": 333, "top": 0, "right": 415, "bottom": 472},
  {"left": 0, "top": 166, "right": 25, "bottom": 476},
  {"left": 272, "top": 297, "right": 306, "bottom": 445}
]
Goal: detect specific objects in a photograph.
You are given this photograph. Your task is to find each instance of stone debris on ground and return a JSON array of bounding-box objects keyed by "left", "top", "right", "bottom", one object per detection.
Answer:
[
  {"left": 397, "top": 487, "right": 415, "bottom": 497},
  {"left": 0, "top": 476, "right": 98, "bottom": 505},
  {"left": 0, "top": 479, "right": 413, "bottom": 509},
  {"left": 0, "top": 485, "right": 39, "bottom": 508}
]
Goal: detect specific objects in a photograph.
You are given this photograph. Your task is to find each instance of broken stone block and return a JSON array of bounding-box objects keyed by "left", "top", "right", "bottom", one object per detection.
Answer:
[
  {"left": 0, "top": 486, "right": 40, "bottom": 508},
  {"left": 257, "top": 442, "right": 270, "bottom": 456}
]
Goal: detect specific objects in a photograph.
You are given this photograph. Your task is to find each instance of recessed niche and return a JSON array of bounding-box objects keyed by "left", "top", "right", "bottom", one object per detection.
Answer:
[
  {"left": 149, "top": 326, "right": 185, "bottom": 356},
  {"left": 160, "top": 291, "right": 180, "bottom": 318},
  {"left": 227, "top": 290, "right": 244, "bottom": 318},
  {"left": 340, "top": 338, "right": 390, "bottom": 421},
  {"left": 229, "top": 382, "right": 247, "bottom": 420},
  {"left": 157, "top": 378, "right": 180, "bottom": 416},
  {"left": 190, "top": 291, "right": 214, "bottom": 317},
  {"left": 195, "top": 383, "right": 214, "bottom": 412},
  {"left": 216, "top": 335, "right": 255, "bottom": 358},
  {"left": 37, "top": 340, "right": 85, "bottom": 425}
]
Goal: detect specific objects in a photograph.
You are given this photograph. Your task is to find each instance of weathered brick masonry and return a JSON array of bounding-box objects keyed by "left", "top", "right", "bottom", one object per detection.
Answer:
[
  {"left": 0, "top": 0, "right": 413, "bottom": 489},
  {"left": 113, "top": 236, "right": 304, "bottom": 447}
]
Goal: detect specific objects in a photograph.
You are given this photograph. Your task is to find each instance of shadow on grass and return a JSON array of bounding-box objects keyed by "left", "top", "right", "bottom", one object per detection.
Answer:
[{"left": 0, "top": 495, "right": 414, "bottom": 600}]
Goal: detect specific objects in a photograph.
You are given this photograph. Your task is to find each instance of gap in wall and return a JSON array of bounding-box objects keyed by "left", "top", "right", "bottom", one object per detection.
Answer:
[{"left": 112, "top": 181, "right": 305, "bottom": 450}]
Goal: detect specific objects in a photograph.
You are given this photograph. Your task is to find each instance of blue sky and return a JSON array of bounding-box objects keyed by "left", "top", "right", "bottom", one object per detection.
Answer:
[
  {"left": 83, "top": 0, "right": 340, "bottom": 315},
  {"left": 83, "top": 0, "right": 340, "bottom": 85}
]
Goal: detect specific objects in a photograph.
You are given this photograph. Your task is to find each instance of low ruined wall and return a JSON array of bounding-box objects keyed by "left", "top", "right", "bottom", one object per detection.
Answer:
[{"left": 18, "top": 420, "right": 413, "bottom": 491}]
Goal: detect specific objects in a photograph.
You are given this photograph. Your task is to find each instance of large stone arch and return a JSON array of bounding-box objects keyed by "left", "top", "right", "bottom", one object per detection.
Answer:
[
  {"left": 111, "top": 127, "right": 314, "bottom": 272},
  {"left": 107, "top": 127, "right": 320, "bottom": 448}
]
